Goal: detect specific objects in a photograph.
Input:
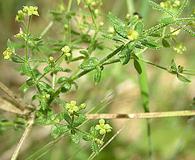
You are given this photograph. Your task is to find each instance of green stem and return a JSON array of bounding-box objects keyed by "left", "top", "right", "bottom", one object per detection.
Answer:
[
  {"left": 67, "top": 0, "right": 73, "bottom": 42},
  {"left": 70, "top": 56, "right": 85, "bottom": 62},
  {"left": 126, "top": 0, "right": 153, "bottom": 159},
  {"left": 138, "top": 58, "right": 153, "bottom": 159},
  {"left": 25, "top": 16, "right": 31, "bottom": 60},
  {"left": 67, "top": 0, "right": 73, "bottom": 12},
  {"left": 40, "top": 21, "right": 53, "bottom": 38},
  {"left": 99, "top": 45, "right": 124, "bottom": 64}
]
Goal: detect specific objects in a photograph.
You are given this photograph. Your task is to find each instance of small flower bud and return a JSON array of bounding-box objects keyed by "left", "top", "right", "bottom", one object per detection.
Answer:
[
  {"left": 80, "top": 103, "right": 86, "bottom": 109},
  {"left": 49, "top": 56, "right": 54, "bottom": 62}
]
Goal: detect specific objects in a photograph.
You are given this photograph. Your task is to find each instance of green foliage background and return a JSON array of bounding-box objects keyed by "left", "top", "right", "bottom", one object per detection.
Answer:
[{"left": 0, "top": 0, "right": 195, "bottom": 159}]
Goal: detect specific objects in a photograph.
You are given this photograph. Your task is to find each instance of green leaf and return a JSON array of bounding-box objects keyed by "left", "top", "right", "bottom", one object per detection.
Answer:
[
  {"left": 140, "top": 38, "right": 159, "bottom": 48},
  {"left": 177, "top": 74, "right": 191, "bottom": 83},
  {"left": 80, "top": 57, "right": 99, "bottom": 70},
  {"left": 82, "top": 134, "right": 91, "bottom": 141},
  {"left": 176, "top": 0, "right": 189, "bottom": 17},
  {"left": 134, "top": 59, "right": 142, "bottom": 74},
  {"left": 119, "top": 45, "right": 132, "bottom": 65},
  {"left": 26, "top": 78, "right": 35, "bottom": 86},
  {"left": 169, "top": 59, "right": 177, "bottom": 73},
  {"left": 135, "top": 21, "right": 144, "bottom": 34},
  {"left": 7, "top": 39, "right": 15, "bottom": 50},
  {"left": 91, "top": 141, "right": 100, "bottom": 154},
  {"left": 61, "top": 81, "right": 72, "bottom": 93},
  {"left": 93, "top": 67, "right": 102, "bottom": 84},
  {"left": 53, "top": 66, "right": 64, "bottom": 73},
  {"left": 90, "top": 126, "right": 98, "bottom": 137},
  {"left": 108, "top": 12, "right": 127, "bottom": 38},
  {"left": 19, "top": 63, "right": 32, "bottom": 76},
  {"left": 57, "top": 77, "right": 67, "bottom": 84},
  {"left": 127, "top": 15, "right": 140, "bottom": 28},
  {"left": 63, "top": 113, "right": 71, "bottom": 124},
  {"left": 44, "top": 65, "right": 52, "bottom": 73},
  {"left": 38, "top": 81, "right": 54, "bottom": 93},
  {"left": 162, "top": 38, "right": 170, "bottom": 48},
  {"left": 51, "top": 125, "right": 69, "bottom": 139},
  {"left": 11, "top": 55, "right": 24, "bottom": 63},
  {"left": 149, "top": 1, "right": 174, "bottom": 17},
  {"left": 161, "top": 17, "right": 175, "bottom": 25},
  {"left": 80, "top": 50, "right": 89, "bottom": 58},
  {"left": 73, "top": 115, "right": 86, "bottom": 127}
]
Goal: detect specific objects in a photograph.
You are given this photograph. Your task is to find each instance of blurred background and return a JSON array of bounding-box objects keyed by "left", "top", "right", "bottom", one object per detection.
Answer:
[{"left": 0, "top": 0, "right": 195, "bottom": 160}]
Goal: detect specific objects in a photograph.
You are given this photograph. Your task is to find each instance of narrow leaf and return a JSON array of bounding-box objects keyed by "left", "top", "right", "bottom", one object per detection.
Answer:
[
  {"left": 162, "top": 38, "right": 170, "bottom": 48},
  {"left": 134, "top": 59, "right": 142, "bottom": 74},
  {"left": 177, "top": 74, "right": 191, "bottom": 83}
]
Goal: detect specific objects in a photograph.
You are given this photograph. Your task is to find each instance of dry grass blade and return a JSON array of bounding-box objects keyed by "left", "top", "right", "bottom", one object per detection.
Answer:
[
  {"left": 86, "top": 110, "right": 195, "bottom": 119},
  {"left": 11, "top": 113, "right": 35, "bottom": 160},
  {"left": 0, "top": 97, "right": 25, "bottom": 115},
  {"left": 0, "top": 81, "right": 31, "bottom": 113},
  {"left": 88, "top": 123, "right": 127, "bottom": 160}
]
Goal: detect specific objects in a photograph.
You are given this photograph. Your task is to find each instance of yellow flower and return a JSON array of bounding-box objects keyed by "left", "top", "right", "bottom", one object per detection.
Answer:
[
  {"left": 15, "top": 6, "right": 39, "bottom": 22},
  {"left": 127, "top": 29, "right": 139, "bottom": 41},
  {"left": 61, "top": 45, "right": 71, "bottom": 57},
  {"left": 23, "top": 6, "right": 39, "bottom": 16},
  {"left": 15, "top": 10, "right": 25, "bottom": 22},
  {"left": 2, "top": 48, "right": 13, "bottom": 60},
  {"left": 95, "top": 119, "right": 112, "bottom": 135},
  {"left": 61, "top": 45, "right": 71, "bottom": 53},
  {"left": 65, "top": 101, "right": 79, "bottom": 114}
]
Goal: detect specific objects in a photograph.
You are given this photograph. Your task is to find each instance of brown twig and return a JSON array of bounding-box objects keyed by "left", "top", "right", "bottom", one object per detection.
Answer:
[
  {"left": 86, "top": 110, "right": 195, "bottom": 119},
  {"left": 0, "top": 81, "right": 26, "bottom": 111},
  {"left": 0, "top": 81, "right": 32, "bottom": 114}
]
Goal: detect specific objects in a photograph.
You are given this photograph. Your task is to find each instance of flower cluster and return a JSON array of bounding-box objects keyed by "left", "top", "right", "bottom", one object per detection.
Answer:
[
  {"left": 16, "top": 6, "right": 39, "bottom": 22},
  {"left": 94, "top": 138, "right": 103, "bottom": 145},
  {"left": 95, "top": 119, "right": 112, "bottom": 135},
  {"left": 173, "top": 44, "right": 186, "bottom": 54},
  {"left": 61, "top": 45, "right": 71, "bottom": 57},
  {"left": 84, "top": 0, "right": 102, "bottom": 8},
  {"left": 160, "top": 0, "right": 181, "bottom": 9},
  {"left": 2, "top": 47, "right": 14, "bottom": 60},
  {"left": 65, "top": 101, "right": 86, "bottom": 114}
]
